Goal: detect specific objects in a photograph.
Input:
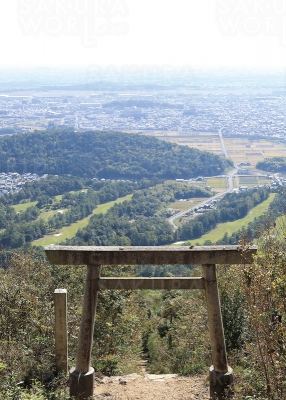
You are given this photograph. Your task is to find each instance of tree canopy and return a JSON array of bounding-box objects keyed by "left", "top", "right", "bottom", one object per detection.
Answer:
[
  {"left": 0, "top": 129, "right": 232, "bottom": 179},
  {"left": 256, "top": 157, "right": 286, "bottom": 173}
]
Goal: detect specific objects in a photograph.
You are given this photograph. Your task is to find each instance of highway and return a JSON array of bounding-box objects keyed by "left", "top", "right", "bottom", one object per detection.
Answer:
[{"left": 167, "top": 167, "right": 238, "bottom": 231}]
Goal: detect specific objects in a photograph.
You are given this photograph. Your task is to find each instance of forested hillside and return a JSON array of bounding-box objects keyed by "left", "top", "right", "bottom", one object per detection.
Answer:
[
  {"left": 217, "top": 187, "right": 286, "bottom": 245},
  {"left": 0, "top": 179, "right": 138, "bottom": 249},
  {"left": 256, "top": 157, "right": 286, "bottom": 172},
  {"left": 0, "top": 130, "right": 232, "bottom": 179}
]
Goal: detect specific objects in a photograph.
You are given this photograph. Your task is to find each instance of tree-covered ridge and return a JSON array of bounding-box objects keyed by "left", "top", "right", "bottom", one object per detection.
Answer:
[
  {"left": 0, "top": 179, "right": 209, "bottom": 249},
  {"left": 0, "top": 130, "right": 232, "bottom": 179},
  {"left": 65, "top": 181, "right": 208, "bottom": 247},
  {"left": 0, "top": 181, "right": 138, "bottom": 249},
  {"left": 217, "top": 188, "right": 286, "bottom": 245},
  {"left": 66, "top": 185, "right": 269, "bottom": 248},
  {"left": 256, "top": 157, "right": 286, "bottom": 172}
]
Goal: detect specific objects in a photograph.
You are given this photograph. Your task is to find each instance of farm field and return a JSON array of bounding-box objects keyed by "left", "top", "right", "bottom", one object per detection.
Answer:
[
  {"left": 222, "top": 138, "right": 286, "bottom": 166},
  {"left": 32, "top": 194, "right": 133, "bottom": 246},
  {"left": 239, "top": 176, "right": 258, "bottom": 184},
  {"left": 206, "top": 177, "right": 227, "bottom": 190},
  {"left": 169, "top": 198, "right": 208, "bottom": 211},
  {"left": 137, "top": 130, "right": 286, "bottom": 168},
  {"left": 179, "top": 193, "right": 276, "bottom": 245},
  {"left": 142, "top": 131, "right": 224, "bottom": 156},
  {"left": 238, "top": 176, "right": 271, "bottom": 188},
  {"left": 233, "top": 176, "right": 240, "bottom": 188}
]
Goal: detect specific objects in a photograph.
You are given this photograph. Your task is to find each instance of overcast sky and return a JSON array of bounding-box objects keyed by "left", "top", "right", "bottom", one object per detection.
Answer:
[{"left": 1, "top": 0, "right": 286, "bottom": 69}]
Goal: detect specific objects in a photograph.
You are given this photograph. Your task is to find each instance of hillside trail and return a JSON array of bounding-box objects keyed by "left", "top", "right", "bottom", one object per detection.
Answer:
[{"left": 93, "top": 358, "right": 210, "bottom": 400}]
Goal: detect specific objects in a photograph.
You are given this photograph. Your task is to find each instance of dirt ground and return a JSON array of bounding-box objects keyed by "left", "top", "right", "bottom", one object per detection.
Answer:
[{"left": 93, "top": 373, "right": 210, "bottom": 400}]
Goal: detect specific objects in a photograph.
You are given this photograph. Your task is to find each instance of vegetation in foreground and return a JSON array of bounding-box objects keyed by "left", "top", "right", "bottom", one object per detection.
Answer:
[{"left": 0, "top": 214, "right": 286, "bottom": 399}]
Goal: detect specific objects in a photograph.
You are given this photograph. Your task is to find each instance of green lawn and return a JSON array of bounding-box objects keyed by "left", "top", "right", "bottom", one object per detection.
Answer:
[
  {"left": 32, "top": 194, "right": 133, "bottom": 247},
  {"left": 206, "top": 177, "right": 227, "bottom": 189},
  {"left": 12, "top": 201, "right": 38, "bottom": 212},
  {"left": 274, "top": 214, "right": 286, "bottom": 241},
  {"left": 170, "top": 198, "right": 210, "bottom": 212},
  {"left": 39, "top": 209, "right": 67, "bottom": 221},
  {"left": 179, "top": 193, "right": 276, "bottom": 245}
]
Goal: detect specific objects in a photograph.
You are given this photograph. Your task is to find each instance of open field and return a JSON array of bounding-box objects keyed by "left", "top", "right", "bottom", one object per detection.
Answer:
[
  {"left": 238, "top": 176, "right": 271, "bottom": 188},
  {"left": 54, "top": 194, "right": 63, "bottom": 202},
  {"left": 264, "top": 153, "right": 284, "bottom": 157},
  {"left": 169, "top": 198, "right": 207, "bottom": 211},
  {"left": 39, "top": 209, "right": 67, "bottom": 221},
  {"left": 206, "top": 177, "right": 227, "bottom": 189},
  {"left": 257, "top": 177, "right": 271, "bottom": 184},
  {"left": 12, "top": 201, "right": 37, "bottom": 212},
  {"left": 32, "top": 194, "right": 133, "bottom": 247},
  {"left": 142, "top": 131, "right": 224, "bottom": 156},
  {"left": 233, "top": 176, "right": 240, "bottom": 188},
  {"left": 239, "top": 176, "right": 258, "bottom": 184},
  {"left": 225, "top": 138, "right": 286, "bottom": 166},
  {"left": 169, "top": 200, "right": 194, "bottom": 211},
  {"left": 273, "top": 214, "right": 286, "bottom": 241},
  {"left": 137, "top": 130, "right": 286, "bottom": 169},
  {"left": 178, "top": 193, "right": 276, "bottom": 245}
]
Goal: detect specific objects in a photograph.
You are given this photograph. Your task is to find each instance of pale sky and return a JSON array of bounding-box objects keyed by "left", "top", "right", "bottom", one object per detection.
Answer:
[{"left": 1, "top": 0, "right": 286, "bottom": 69}]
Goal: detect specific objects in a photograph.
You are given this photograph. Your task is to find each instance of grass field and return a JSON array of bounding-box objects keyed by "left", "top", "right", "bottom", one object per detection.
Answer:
[
  {"left": 239, "top": 177, "right": 258, "bottom": 184},
  {"left": 32, "top": 194, "right": 133, "bottom": 247},
  {"left": 206, "top": 177, "right": 227, "bottom": 189},
  {"left": 169, "top": 200, "right": 194, "bottom": 211},
  {"left": 170, "top": 198, "right": 209, "bottom": 212},
  {"left": 54, "top": 194, "right": 63, "bottom": 202},
  {"left": 274, "top": 214, "right": 286, "bottom": 240},
  {"left": 13, "top": 189, "right": 89, "bottom": 215},
  {"left": 12, "top": 201, "right": 38, "bottom": 212},
  {"left": 179, "top": 193, "right": 276, "bottom": 245},
  {"left": 233, "top": 176, "right": 240, "bottom": 188},
  {"left": 39, "top": 209, "right": 67, "bottom": 221}
]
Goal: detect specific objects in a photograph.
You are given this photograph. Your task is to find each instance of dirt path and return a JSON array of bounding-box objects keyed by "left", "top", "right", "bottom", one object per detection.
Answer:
[{"left": 93, "top": 373, "right": 210, "bottom": 400}]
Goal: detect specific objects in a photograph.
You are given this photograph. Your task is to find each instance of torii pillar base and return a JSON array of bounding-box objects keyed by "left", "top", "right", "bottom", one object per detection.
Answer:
[
  {"left": 209, "top": 365, "right": 234, "bottom": 400},
  {"left": 70, "top": 367, "right": 94, "bottom": 400}
]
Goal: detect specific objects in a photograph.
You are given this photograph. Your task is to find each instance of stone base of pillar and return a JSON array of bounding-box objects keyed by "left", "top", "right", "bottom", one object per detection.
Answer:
[
  {"left": 70, "top": 367, "right": 94, "bottom": 400},
  {"left": 209, "top": 365, "right": 234, "bottom": 400}
]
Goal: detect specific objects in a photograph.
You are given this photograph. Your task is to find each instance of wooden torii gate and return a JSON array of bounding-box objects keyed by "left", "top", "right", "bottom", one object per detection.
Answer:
[{"left": 45, "top": 245, "right": 257, "bottom": 400}]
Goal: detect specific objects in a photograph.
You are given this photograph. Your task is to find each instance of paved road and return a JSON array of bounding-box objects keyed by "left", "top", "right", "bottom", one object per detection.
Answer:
[
  {"left": 218, "top": 128, "right": 228, "bottom": 158},
  {"left": 167, "top": 167, "right": 238, "bottom": 231}
]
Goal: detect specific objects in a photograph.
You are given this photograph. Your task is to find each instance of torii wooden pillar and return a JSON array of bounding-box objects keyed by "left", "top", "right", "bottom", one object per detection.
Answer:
[{"left": 45, "top": 245, "right": 257, "bottom": 400}]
